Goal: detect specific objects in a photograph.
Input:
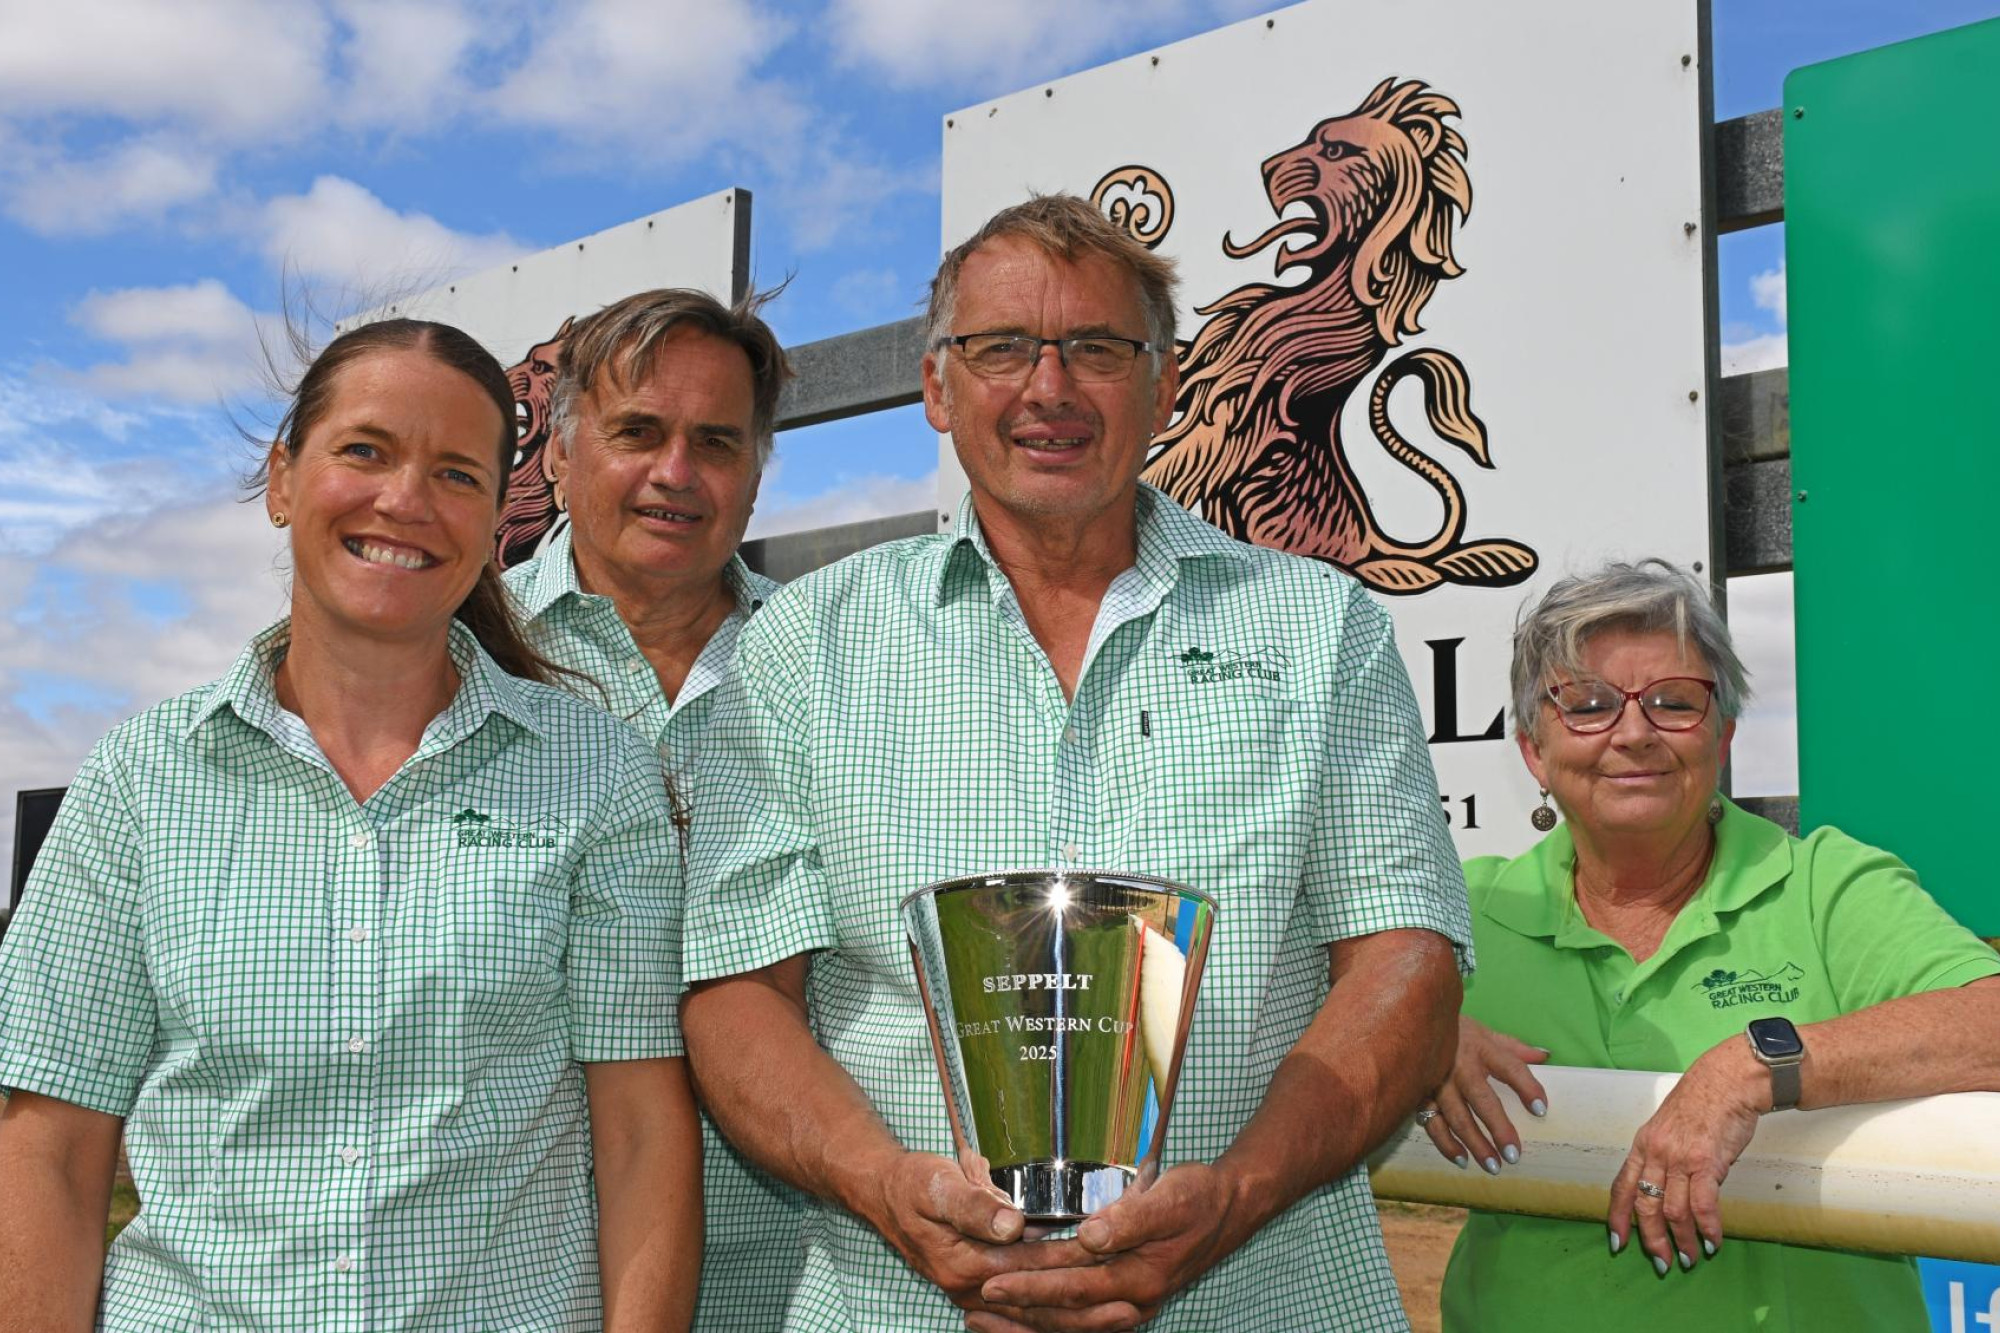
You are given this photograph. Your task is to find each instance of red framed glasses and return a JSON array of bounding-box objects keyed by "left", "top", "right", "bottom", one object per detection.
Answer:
[{"left": 1546, "top": 676, "right": 1717, "bottom": 734}]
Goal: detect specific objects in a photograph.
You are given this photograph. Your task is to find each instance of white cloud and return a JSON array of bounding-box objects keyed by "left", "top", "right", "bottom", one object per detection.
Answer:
[
  {"left": 331, "top": 0, "right": 483, "bottom": 128},
  {"left": 69, "top": 280, "right": 270, "bottom": 402},
  {"left": 260, "top": 175, "right": 525, "bottom": 288},
  {"left": 1725, "top": 571, "right": 1796, "bottom": 797},
  {"left": 746, "top": 469, "right": 938, "bottom": 539},
  {"left": 486, "top": 0, "right": 797, "bottom": 160},
  {"left": 1720, "top": 261, "right": 1788, "bottom": 376},
  {"left": 777, "top": 156, "right": 936, "bottom": 253},
  {"left": 1751, "top": 261, "right": 1787, "bottom": 326},
  {"left": 828, "top": 0, "right": 1196, "bottom": 89},
  {"left": 0, "top": 487, "right": 290, "bottom": 865},
  {"left": 1720, "top": 332, "right": 1787, "bottom": 377},
  {"left": 4, "top": 137, "right": 219, "bottom": 234},
  {"left": 0, "top": 0, "right": 332, "bottom": 138}
]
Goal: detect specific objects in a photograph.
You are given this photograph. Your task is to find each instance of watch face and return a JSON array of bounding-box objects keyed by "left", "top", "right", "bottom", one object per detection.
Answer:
[{"left": 1749, "top": 1017, "right": 1803, "bottom": 1058}]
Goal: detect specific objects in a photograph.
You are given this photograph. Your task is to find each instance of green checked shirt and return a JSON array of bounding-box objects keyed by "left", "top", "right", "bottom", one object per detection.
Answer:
[
  {"left": 507, "top": 525, "right": 803, "bottom": 1329},
  {"left": 0, "top": 619, "right": 683, "bottom": 1332},
  {"left": 686, "top": 484, "right": 1473, "bottom": 1332}
]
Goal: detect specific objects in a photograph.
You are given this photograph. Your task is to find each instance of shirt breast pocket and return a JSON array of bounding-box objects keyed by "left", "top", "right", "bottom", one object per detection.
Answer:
[
  {"left": 1142, "top": 690, "right": 1309, "bottom": 887},
  {"left": 444, "top": 842, "right": 572, "bottom": 1029}
]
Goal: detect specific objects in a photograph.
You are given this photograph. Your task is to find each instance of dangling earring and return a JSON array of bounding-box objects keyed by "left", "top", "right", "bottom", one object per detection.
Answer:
[
  {"left": 1530, "top": 789, "right": 1558, "bottom": 832},
  {"left": 270, "top": 512, "right": 289, "bottom": 529},
  {"left": 1707, "top": 796, "right": 1724, "bottom": 826}
]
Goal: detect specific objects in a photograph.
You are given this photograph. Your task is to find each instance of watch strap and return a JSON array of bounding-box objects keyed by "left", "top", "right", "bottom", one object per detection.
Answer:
[{"left": 1767, "top": 1056, "right": 1801, "bottom": 1111}]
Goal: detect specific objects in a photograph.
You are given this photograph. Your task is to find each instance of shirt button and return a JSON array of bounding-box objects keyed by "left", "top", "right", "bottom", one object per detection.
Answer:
[
  {"left": 1061, "top": 842, "right": 1079, "bottom": 862},
  {"left": 1062, "top": 725, "right": 1077, "bottom": 744},
  {"left": 625, "top": 658, "right": 646, "bottom": 675},
  {"left": 339, "top": 1147, "right": 361, "bottom": 1166},
  {"left": 346, "top": 1035, "right": 367, "bottom": 1055},
  {"left": 348, "top": 831, "right": 371, "bottom": 850},
  {"left": 334, "top": 1255, "right": 354, "bottom": 1273},
  {"left": 348, "top": 926, "right": 369, "bottom": 944}
]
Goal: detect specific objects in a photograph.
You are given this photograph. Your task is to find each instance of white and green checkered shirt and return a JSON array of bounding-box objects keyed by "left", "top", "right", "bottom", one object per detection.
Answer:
[
  {"left": 686, "top": 484, "right": 1473, "bottom": 1332},
  {"left": 507, "top": 528, "right": 803, "bottom": 1329},
  {"left": 0, "top": 619, "right": 684, "bottom": 1332}
]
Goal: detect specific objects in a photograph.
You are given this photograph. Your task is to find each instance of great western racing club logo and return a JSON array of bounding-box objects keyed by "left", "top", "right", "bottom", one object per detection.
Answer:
[
  {"left": 1695, "top": 963, "right": 1805, "bottom": 1011},
  {"left": 1176, "top": 645, "right": 1291, "bottom": 686},
  {"left": 451, "top": 808, "right": 569, "bottom": 849},
  {"left": 1093, "top": 78, "right": 1541, "bottom": 597}
]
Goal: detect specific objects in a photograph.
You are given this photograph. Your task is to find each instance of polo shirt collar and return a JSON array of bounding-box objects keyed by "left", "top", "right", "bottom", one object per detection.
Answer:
[
  {"left": 930, "top": 482, "right": 1247, "bottom": 606},
  {"left": 189, "top": 617, "right": 547, "bottom": 745},
  {"left": 510, "top": 522, "right": 584, "bottom": 620},
  {"left": 517, "top": 522, "right": 771, "bottom": 623},
  {"left": 1481, "top": 796, "right": 1794, "bottom": 948}
]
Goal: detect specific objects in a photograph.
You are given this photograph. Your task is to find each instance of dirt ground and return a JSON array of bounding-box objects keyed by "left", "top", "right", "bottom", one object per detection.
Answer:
[{"left": 1379, "top": 1201, "right": 1466, "bottom": 1333}]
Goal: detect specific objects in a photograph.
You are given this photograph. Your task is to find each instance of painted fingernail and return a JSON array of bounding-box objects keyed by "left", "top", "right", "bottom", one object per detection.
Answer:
[
  {"left": 1453, "top": 1154, "right": 1469, "bottom": 1170},
  {"left": 1652, "top": 1254, "right": 1669, "bottom": 1277},
  {"left": 1678, "top": 1250, "right": 1693, "bottom": 1271},
  {"left": 1608, "top": 1230, "right": 1624, "bottom": 1255},
  {"left": 1501, "top": 1144, "right": 1521, "bottom": 1165},
  {"left": 1529, "top": 1098, "right": 1548, "bottom": 1117},
  {"left": 1702, "top": 1237, "right": 1717, "bottom": 1257},
  {"left": 1481, "top": 1156, "right": 1501, "bottom": 1176}
]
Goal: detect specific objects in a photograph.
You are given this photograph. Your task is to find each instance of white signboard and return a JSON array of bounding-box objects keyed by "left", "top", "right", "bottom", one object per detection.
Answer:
[
  {"left": 939, "top": 0, "right": 1712, "bottom": 856},
  {"left": 339, "top": 188, "right": 747, "bottom": 566}
]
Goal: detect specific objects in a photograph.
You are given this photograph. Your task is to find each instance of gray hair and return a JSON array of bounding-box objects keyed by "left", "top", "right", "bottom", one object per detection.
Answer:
[
  {"left": 550, "top": 286, "right": 791, "bottom": 469},
  {"left": 1510, "top": 559, "right": 1751, "bottom": 738},
  {"left": 926, "top": 193, "right": 1179, "bottom": 360}
]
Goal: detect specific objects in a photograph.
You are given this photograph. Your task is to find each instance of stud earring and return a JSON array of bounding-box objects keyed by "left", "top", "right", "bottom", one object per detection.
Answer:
[
  {"left": 1707, "top": 796, "right": 1724, "bottom": 826},
  {"left": 1530, "top": 789, "right": 1558, "bottom": 832},
  {"left": 270, "top": 512, "right": 289, "bottom": 529}
]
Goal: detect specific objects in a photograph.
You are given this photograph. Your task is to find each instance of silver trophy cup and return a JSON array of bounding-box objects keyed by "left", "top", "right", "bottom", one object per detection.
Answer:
[{"left": 902, "top": 870, "right": 1217, "bottom": 1223}]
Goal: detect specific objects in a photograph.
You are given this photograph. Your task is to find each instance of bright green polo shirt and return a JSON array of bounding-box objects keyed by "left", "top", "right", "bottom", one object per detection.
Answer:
[
  {"left": 686, "top": 483, "right": 1473, "bottom": 1332},
  {"left": 506, "top": 526, "right": 802, "bottom": 1329},
  {"left": 0, "top": 619, "right": 684, "bottom": 1332},
  {"left": 1442, "top": 798, "right": 2000, "bottom": 1332}
]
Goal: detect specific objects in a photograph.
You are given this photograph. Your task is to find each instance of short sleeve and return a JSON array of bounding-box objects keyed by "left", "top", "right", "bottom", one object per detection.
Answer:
[
  {"left": 0, "top": 743, "right": 157, "bottom": 1115},
  {"left": 1297, "top": 586, "right": 1475, "bottom": 972},
  {"left": 683, "top": 604, "right": 839, "bottom": 983},
  {"left": 1807, "top": 828, "right": 2000, "bottom": 1011},
  {"left": 567, "top": 733, "right": 685, "bottom": 1062}
]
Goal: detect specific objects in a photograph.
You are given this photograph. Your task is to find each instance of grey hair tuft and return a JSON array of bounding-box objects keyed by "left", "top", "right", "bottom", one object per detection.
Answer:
[
  {"left": 925, "top": 193, "right": 1179, "bottom": 356},
  {"left": 1509, "top": 559, "right": 1751, "bottom": 738}
]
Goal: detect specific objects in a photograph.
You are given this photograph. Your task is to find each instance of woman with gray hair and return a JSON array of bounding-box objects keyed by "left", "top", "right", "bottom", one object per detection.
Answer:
[{"left": 1422, "top": 559, "right": 2000, "bottom": 1332}]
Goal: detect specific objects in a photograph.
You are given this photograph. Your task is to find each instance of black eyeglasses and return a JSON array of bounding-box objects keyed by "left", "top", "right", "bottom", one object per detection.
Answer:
[
  {"left": 939, "top": 333, "right": 1160, "bottom": 382},
  {"left": 1546, "top": 677, "right": 1717, "bottom": 734}
]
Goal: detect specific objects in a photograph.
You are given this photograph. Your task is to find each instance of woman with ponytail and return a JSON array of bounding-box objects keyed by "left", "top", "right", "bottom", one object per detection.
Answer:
[{"left": 0, "top": 320, "right": 701, "bottom": 1331}]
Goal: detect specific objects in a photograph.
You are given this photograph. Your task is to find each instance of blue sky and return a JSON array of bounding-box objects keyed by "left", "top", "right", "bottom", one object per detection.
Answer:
[{"left": 2, "top": 0, "right": 1994, "bottom": 860}]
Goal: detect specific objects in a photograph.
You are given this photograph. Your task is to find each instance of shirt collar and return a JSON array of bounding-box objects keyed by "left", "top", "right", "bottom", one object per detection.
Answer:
[
  {"left": 510, "top": 522, "right": 584, "bottom": 620},
  {"left": 1480, "top": 797, "right": 1794, "bottom": 945},
  {"left": 930, "top": 482, "right": 1249, "bottom": 606},
  {"left": 188, "top": 617, "right": 548, "bottom": 744},
  {"left": 515, "top": 522, "right": 773, "bottom": 622}
]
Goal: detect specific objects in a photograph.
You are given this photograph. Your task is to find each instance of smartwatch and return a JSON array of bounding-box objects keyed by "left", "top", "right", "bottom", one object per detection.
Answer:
[{"left": 1746, "top": 1016, "right": 1805, "bottom": 1112}]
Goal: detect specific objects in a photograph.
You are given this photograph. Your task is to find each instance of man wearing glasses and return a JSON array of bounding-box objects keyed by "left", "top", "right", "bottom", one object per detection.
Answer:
[{"left": 681, "top": 194, "right": 1472, "bottom": 1331}]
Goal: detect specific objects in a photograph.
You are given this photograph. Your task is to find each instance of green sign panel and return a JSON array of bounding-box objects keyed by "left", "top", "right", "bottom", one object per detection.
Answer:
[{"left": 1786, "top": 19, "right": 2000, "bottom": 934}]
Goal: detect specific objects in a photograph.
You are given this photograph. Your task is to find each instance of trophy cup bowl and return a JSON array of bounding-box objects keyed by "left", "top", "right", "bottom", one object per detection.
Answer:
[{"left": 901, "top": 870, "right": 1217, "bottom": 1223}]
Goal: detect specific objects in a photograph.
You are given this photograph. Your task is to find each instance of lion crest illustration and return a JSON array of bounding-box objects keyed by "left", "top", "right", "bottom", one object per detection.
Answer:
[
  {"left": 1137, "top": 78, "right": 1538, "bottom": 593},
  {"left": 494, "top": 317, "right": 572, "bottom": 569}
]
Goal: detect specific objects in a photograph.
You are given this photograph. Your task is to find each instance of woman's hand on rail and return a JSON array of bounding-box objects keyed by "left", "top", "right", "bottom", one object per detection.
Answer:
[{"left": 1415, "top": 1015, "right": 1550, "bottom": 1176}]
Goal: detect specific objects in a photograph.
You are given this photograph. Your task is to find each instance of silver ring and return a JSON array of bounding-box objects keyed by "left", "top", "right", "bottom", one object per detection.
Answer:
[
  {"left": 1414, "top": 1107, "right": 1441, "bottom": 1126},
  {"left": 1637, "top": 1179, "right": 1666, "bottom": 1199}
]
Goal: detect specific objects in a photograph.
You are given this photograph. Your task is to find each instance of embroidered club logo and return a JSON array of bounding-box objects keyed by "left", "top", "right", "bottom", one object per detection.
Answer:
[
  {"left": 451, "top": 808, "right": 568, "bottom": 849},
  {"left": 1176, "top": 644, "right": 1290, "bottom": 686},
  {"left": 1695, "top": 963, "right": 1804, "bottom": 1010}
]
